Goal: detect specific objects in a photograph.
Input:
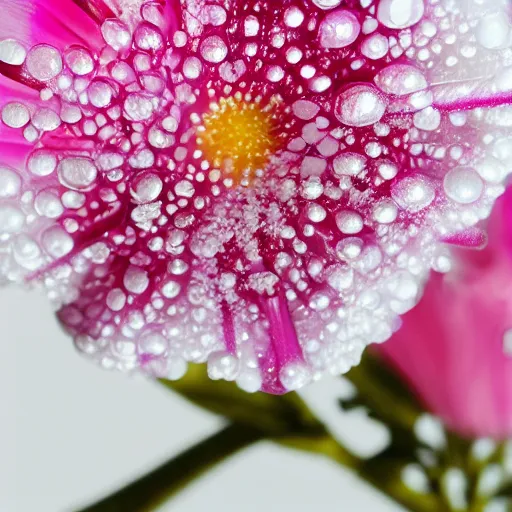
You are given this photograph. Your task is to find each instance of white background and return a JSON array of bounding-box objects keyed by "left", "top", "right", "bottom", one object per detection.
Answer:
[{"left": 0, "top": 287, "right": 404, "bottom": 512}]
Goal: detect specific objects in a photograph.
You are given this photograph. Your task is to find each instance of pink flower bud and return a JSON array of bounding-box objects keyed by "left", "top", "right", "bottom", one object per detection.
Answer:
[{"left": 380, "top": 189, "right": 512, "bottom": 439}]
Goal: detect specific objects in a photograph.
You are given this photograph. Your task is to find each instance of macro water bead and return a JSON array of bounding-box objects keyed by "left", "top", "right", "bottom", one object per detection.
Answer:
[{"left": 0, "top": 0, "right": 511, "bottom": 393}]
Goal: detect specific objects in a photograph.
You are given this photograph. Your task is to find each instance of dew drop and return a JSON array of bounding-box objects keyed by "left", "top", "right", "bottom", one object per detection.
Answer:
[
  {"left": 334, "top": 84, "right": 387, "bottom": 127},
  {"left": 200, "top": 35, "right": 228, "bottom": 63},
  {"left": 58, "top": 158, "right": 98, "bottom": 190},
  {"left": 0, "top": 205, "right": 24, "bottom": 234},
  {"left": 106, "top": 288, "right": 126, "bottom": 311},
  {"left": 333, "top": 152, "right": 366, "bottom": 176},
  {"left": 123, "top": 266, "right": 149, "bottom": 295},
  {"left": 284, "top": 7, "right": 304, "bottom": 28},
  {"left": 476, "top": 12, "right": 510, "bottom": 50},
  {"left": 162, "top": 280, "right": 181, "bottom": 299},
  {"left": 335, "top": 210, "right": 364, "bottom": 234},
  {"left": 392, "top": 176, "right": 435, "bottom": 212},
  {"left": 413, "top": 107, "right": 441, "bottom": 132},
  {"left": 280, "top": 362, "right": 312, "bottom": 391},
  {"left": 31, "top": 108, "right": 61, "bottom": 132},
  {"left": 361, "top": 33, "right": 389, "bottom": 60},
  {"left": 42, "top": 226, "right": 74, "bottom": 258},
  {"left": 443, "top": 167, "right": 483, "bottom": 205},
  {"left": 318, "top": 10, "right": 361, "bottom": 49},
  {"left": 373, "top": 200, "right": 398, "bottom": 224},
  {"left": 101, "top": 19, "right": 132, "bottom": 51},
  {"left": 65, "top": 47, "right": 94, "bottom": 75},
  {"left": 88, "top": 81, "right": 113, "bottom": 108},
  {"left": 377, "top": 0, "right": 424, "bottom": 30},
  {"left": 124, "top": 93, "right": 155, "bottom": 121},
  {"left": 130, "top": 174, "right": 163, "bottom": 203},
  {"left": 375, "top": 64, "right": 427, "bottom": 96},
  {"left": 0, "top": 167, "right": 21, "bottom": 198},
  {"left": 312, "top": 0, "right": 342, "bottom": 9},
  {"left": 1, "top": 102, "right": 30, "bottom": 128},
  {"left": 183, "top": 56, "right": 202, "bottom": 79},
  {"left": 28, "top": 151, "right": 57, "bottom": 177},
  {"left": 26, "top": 44, "right": 62, "bottom": 82},
  {"left": 0, "top": 38, "right": 26, "bottom": 65},
  {"left": 207, "top": 351, "right": 239, "bottom": 381},
  {"left": 35, "top": 190, "right": 64, "bottom": 218}
]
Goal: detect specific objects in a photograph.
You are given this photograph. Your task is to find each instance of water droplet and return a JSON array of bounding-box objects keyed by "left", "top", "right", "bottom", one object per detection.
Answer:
[
  {"left": 375, "top": 64, "right": 427, "bottom": 96},
  {"left": 28, "top": 151, "right": 57, "bottom": 177},
  {"left": 65, "top": 47, "right": 94, "bottom": 75},
  {"left": 42, "top": 226, "right": 74, "bottom": 258},
  {"left": 88, "top": 81, "right": 113, "bottom": 108},
  {"left": 101, "top": 19, "right": 131, "bottom": 51},
  {"left": 443, "top": 167, "right": 483, "bottom": 204},
  {"left": 333, "top": 152, "right": 366, "bottom": 176},
  {"left": 413, "top": 107, "right": 441, "bottom": 131},
  {"left": 124, "top": 93, "right": 155, "bottom": 121},
  {"left": 318, "top": 10, "right": 360, "bottom": 49},
  {"left": 123, "top": 266, "right": 149, "bottom": 295},
  {"left": 392, "top": 176, "right": 435, "bottom": 213},
  {"left": 26, "top": 44, "right": 62, "bottom": 81},
  {"left": 162, "top": 280, "right": 181, "bottom": 298},
  {"left": 476, "top": 12, "right": 510, "bottom": 50},
  {"left": 207, "top": 351, "right": 239, "bottom": 381},
  {"left": 200, "top": 35, "right": 228, "bottom": 63},
  {"left": 106, "top": 288, "right": 126, "bottom": 311},
  {"left": 373, "top": 200, "right": 398, "bottom": 224},
  {"left": 0, "top": 167, "right": 21, "bottom": 198},
  {"left": 139, "top": 332, "right": 169, "bottom": 357},
  {"left": 35, "top": 190, "right": 63, "bottom": 218},
  {"left": 335, "top": 211, "right": 364, "bottom": 234},
  {"left": 361, "top": 33, "right": 389, "bottom": 60},
  {"left": 280, "top": 362, "right": 312, "bottom": 391},
  {"left": 58, "top": 158, "right": 98, "bottom": 190},
  {"left": 312, "top": 0, "right": 342, "bottom": 9},
  {"left": 0, "top": 38, "right": 26, "bottom": 65},
  {"left": 377, "top": 0, "right": 424, "bottom": 30},
  {"left": 0, "top": 205, "right": 24, "bottom": 233},
  {"left": 334, "top": 84, "right": 387, "bottom": 127},
  {"left": 1, "top": 102, "right": 30, "bottom": 128}
]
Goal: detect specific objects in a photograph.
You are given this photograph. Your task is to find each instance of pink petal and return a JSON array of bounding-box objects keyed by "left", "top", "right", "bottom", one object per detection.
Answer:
[
  {"left": 0, "top": 0, "right": 104, "bottom": 51},
  {"left": 0, "top": 0, "right": 511, "bottom": 394},
  {"left": 380, "top": 190, "right": 512, "bottom": 439}
]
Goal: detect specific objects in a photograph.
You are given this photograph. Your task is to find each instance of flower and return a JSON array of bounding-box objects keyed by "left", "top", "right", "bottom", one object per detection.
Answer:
[
  {"left": 379, "top": 188, "right": 512, "bottom": 439},
  {"left": 0, "top": 0, "right": 511, "bottom": 393}
]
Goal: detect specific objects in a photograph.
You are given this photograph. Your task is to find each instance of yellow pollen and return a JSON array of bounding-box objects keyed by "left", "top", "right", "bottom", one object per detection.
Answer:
[{"left": 197, "top": 95, "right": 279, "bottom": 181}]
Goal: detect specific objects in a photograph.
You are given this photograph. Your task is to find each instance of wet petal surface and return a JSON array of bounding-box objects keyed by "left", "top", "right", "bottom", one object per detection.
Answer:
[{"left": 0, "top": 0, "right": 511, "bottom": 392}]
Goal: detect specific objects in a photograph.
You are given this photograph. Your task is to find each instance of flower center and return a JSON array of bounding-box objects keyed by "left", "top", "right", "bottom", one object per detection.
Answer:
[{"left": 196, "top": 94, "right": 280, "bottom": 182}]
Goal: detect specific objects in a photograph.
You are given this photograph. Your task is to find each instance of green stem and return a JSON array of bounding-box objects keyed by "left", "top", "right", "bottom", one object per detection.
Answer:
[
  {"left": 77, "top": 423, "right": 264, "bottom": 512},
  {"left": 282, "top": 434, "right": 448, "bottom": 512},
  {"left": 75, "top": 422, "right": 454, "bottom": 512}
]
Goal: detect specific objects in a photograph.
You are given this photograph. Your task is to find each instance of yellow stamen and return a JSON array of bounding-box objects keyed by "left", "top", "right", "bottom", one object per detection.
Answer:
[{"left": 197, "top": 94, "right": 279, "bottom": 182}]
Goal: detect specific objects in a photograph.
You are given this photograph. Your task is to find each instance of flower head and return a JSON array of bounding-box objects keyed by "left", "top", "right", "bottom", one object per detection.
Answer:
[
  {"left": 379, "top": 188, "right": 512, "bottom": 439},
  {"left": 0, "top": 0, "right": 511, "bottom": 392}
]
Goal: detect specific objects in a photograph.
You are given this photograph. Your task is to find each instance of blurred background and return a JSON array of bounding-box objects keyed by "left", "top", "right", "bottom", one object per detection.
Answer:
[{"left": 1, "top": 287, "right": 404, "bottom": 512}]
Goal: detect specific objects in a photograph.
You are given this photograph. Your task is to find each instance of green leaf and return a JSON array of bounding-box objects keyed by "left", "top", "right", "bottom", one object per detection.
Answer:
[
  {"left": 342, "top": 351, "right": 424, "bottom": 431},
  {"left": 497, "top": 482, "right": 512, "bottom": 498},
  {"left": 160, "top": 364, "right": 326, "bottom": 438}
]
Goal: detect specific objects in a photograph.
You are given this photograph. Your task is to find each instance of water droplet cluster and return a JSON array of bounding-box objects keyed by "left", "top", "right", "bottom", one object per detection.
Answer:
[{"left": 0, "top": 0, "right": 511, "bottom": 392}]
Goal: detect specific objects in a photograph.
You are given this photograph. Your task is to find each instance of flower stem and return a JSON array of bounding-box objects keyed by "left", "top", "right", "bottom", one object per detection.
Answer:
[
  {"left": 76, "top": 423, "right": 264, "bottom": 512},
  {"left": 283, "top": 434, "right": 447, "bottom": 512}
]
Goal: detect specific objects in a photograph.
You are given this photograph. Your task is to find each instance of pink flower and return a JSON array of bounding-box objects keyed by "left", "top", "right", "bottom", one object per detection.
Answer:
[
  {"left": 0, "top": 0, "right": 511, "bottom": 393},
  {"left": 379, "top": 188, "right": 512, "bottom": 439}
]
